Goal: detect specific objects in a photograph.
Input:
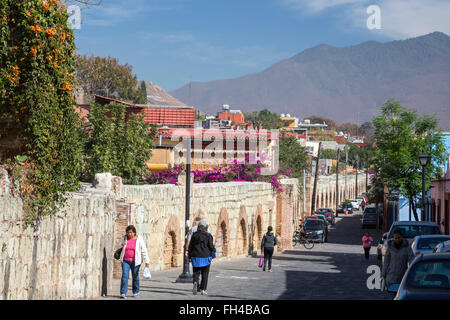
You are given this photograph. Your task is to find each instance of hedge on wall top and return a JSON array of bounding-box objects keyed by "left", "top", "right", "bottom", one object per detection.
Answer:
[{"left": 0, "top": 0, "right": 84, "bottom": 226}]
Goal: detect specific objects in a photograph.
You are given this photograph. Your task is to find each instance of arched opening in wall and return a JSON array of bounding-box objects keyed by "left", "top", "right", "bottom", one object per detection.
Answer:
[
  {"left": 256, "top": 215, "right": 263, "bottom": 246},
  {"left": 215, "top": 221, "right": 229, "bottom": 258},
  {"left": 237, "top": 219, "right": 247, "bottom": 255},
  {"left": 164, "top": 231, "right": 177, "bottom": 269}
]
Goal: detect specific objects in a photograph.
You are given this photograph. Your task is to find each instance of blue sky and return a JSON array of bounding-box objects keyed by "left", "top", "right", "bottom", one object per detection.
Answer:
[{"left": 73, "top": 0, "right": 450, "bottom": 92}]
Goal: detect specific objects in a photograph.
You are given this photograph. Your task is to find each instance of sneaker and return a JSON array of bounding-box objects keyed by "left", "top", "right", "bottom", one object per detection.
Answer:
[
  {"left": 133, "top": 293, "right": 139, "bottom": 298},
  {"left": 120, "top": 294, "right": 126, "bottom": 299},
  {"left": 268, "top": 269, "right": 273, "bottom": 272},
  {"left": 201, "top": 290, "right": 208, "bottom": 295},
  {"left": 193, "top": 282, "right": 198, "bottom": 295}
]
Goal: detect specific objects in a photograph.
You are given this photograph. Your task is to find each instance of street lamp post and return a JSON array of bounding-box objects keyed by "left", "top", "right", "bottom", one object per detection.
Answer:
[
  {"left": 176, "top": 138, "right": 193, "bottom": 283},
  {"left": 365, "top": 161, "right": 368, "bottom": 193},
  {"left": 418, "top": 152, "right": 431, "bottom": 222},
  {"left": 355, "top": 155, "right": 359, "bottom": 197}
]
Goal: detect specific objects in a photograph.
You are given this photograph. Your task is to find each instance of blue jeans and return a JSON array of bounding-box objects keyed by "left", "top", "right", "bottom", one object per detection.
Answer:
[{"left": 120, "top": 260, "right": 140, "bottom": 295}]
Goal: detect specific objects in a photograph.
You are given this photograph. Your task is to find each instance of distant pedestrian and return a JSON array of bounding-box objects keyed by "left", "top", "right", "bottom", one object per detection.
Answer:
[
  {"left": 118, "top": 225, "right": 150, "bottom": 299},
  {"left": 188, "top": 220, "right": 216, "bottom": 295},
  {"left": 381, "top": 230, "right": 414, "bottom": 288},
  {"left": 362, "top": 232, "right": 373, "bottom": 260},
  {"left": 261, "top": 226, "right": 277, "bottom": 272}
]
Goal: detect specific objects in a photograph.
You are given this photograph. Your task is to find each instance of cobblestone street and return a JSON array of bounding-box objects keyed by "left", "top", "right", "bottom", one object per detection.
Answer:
[{"left": 102, "top": 210, "right": 393, "bottom": 300}]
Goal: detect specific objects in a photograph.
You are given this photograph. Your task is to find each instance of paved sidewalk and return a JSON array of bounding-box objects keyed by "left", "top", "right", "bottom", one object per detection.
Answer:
[{"left": 101, "top": 212, "right": 392, "bottom": 300}]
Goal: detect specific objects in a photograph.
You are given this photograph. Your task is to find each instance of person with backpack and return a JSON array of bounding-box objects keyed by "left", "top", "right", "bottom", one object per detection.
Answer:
[
  {"left": 260, "top": 226, "right": 277, "bottom": 272},
  {"left": 188, "top": 220, "right": 216, "bottom": 295}
]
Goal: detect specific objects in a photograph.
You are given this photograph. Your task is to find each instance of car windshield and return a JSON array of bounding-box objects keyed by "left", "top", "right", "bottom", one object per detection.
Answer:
[
  {"left": 364, "top": 214, "right": 377, "bottom": 219},
  {"left": 417, "top": 237, "right": 450, "bottom": 250},
  {"left": 318, "top": 209, "right": 330, "bottom": 213},
  {"left": 364, "top": 208, "right": 376, "bottom": 213},
  {"left": 305, "top": 220, "right": 323, "bottom": 230},
  {"left": 406, "top": 260, "right": 450, "bottom": 290},
  {"left": 389, "top": 225, "right": 441, "bottom": 239}
]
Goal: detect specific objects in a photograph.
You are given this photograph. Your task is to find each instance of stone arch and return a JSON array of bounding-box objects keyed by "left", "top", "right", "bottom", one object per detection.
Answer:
[
  {"left": 163, "top": 215, "right": 182, "bottom": 269},
  {"left": 255, "top": 204, "right": 264, "bottom": 248},
  {"left": 236, "top": 205, "right": 249, "bottom": 256},
  {"left": 215, "top": 208, "right": 230, "bottom": 258}
]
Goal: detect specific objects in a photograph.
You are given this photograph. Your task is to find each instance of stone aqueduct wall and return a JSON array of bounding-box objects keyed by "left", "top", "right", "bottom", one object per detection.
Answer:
[
  {"left": 0, "top": 169, "right": 300, "bottom": 300},
  {"left": 0, "top": 168, "right": 363, "bottom": 300}
]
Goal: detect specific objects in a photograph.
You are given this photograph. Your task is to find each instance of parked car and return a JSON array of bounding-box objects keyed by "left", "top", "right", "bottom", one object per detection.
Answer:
[
  {"left": 303, "top": 219, "right": 326, "bottom": 243},
  {"left": 378, "top": 221, "right": 441, "bottom": 262},
  {"left": 316, "top": 208, "right": 336, "bottom": 225},
  {"left": 433, "top": 240, "right": 450, "bottom": 253},
  {"left": 349, "top": 199, "right": 360, "bottom": 210},
  {"left": 314, "top": 214, "right": 329, "bottom": 242},
  {"left": 410, "top": 235, "right": 450, "bottom": 256},
  {"left": 361, "top": 206, "right": 383, "bottom": 227},
  {"left": 361, "top": 211, "right": 378, "bottom": 229},
  {"left": 337, "top": 202, "right": 353, "bottom": 215},
  {"left": 387, "top": 253, "right": 450, "bottom": 300}
]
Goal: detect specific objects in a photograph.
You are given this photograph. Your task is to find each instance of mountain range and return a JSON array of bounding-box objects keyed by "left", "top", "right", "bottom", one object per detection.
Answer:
[{"left": 170, "top": 32, "right": 450, "bottom": 130}]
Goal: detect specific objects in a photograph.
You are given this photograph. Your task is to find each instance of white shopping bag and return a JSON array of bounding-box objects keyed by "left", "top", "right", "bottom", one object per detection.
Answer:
[{"left": 143, "top": 267, "right": 152, "bottom": 279}]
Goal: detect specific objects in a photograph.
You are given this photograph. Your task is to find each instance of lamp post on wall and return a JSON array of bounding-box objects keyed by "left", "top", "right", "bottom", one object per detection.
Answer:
[
  {"left": 355, "top": 154, "right": 359, "bottom": 197},
  {"left": 176, "top": 138, "right": 193, "bottom": 283},
  {"left": 418, "top": 152, "right": 431, "bottom": 222}
]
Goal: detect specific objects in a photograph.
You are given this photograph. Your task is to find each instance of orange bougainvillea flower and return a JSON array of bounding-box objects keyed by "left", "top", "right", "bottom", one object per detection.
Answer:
[
  {"left": 53, "top": 62, "right": 59, "bottom": 69},
  {"left": 60, "top": 34, "right": 66, "bottom": 41},
  {"left": 20, "top": 58, "right": 25, "bottom": 61},
  {"left": 2, "top": 16, "right": 6, "bottom": 21},
  {"left": 12, "top": 66, "right": 19, "bottom": 71},
  {"left": 43, "top": 3, "right": 50, "bottom": 10},
  {"left": 36, "top": 195, "right": 41, "bottom": 199},
  {"left": 26, "top": 12, "right": 31, "bottom": 17},
  {"left": 12, "top": 46, "right": 19, "bottom": 50},
  {"left": 30, "top": 47, "right": 37, "bottom": 58},
  {"left": 46, "top": 28, "right": 56, "bottom": 36}
]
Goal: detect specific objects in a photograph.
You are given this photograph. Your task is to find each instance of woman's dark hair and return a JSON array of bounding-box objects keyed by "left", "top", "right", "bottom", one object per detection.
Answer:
[
  {"left": 126, "top": 225, "right": 137, "bottom": 234},
  {"left": 267, "top": 226, "right": 273, "bottom": 232},
  {"left": 393, "top": 229, "right": 403, "bottom": 236}
]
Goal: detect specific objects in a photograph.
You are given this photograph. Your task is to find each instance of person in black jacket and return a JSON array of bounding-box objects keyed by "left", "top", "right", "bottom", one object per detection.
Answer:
[
  {"left": 261, "top": 226, "right": 277, "bottom": 272},
  {"left": 188, "top": 220, "right": 216, "bottom": 295}
]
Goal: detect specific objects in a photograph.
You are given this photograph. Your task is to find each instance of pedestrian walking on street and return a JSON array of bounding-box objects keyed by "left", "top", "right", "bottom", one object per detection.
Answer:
[
  {"left": 188, "top": 220, "right": 216, "bottom": 295},
  {"left": 362, "top": 232, "right": 373, "bottom": 260},
  {"left": 381, "top": 230, "right": 414, "bottom": 288},
  {"left": 118, "top": 225, "right": 150, "bottom": 299},
  {"left": 261, "top": 226, "right": 277, "bottom": 272}
]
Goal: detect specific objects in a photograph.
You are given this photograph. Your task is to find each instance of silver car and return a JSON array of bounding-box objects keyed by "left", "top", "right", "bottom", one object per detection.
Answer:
[
  {"left": 433, "top": 240, "right": 450, "bottom": 253},
  {"left": 410, "top": 235, "right": 450, "bottom": 256},
  {"left": 378, "top": 221, "right": 441, "bottom": 263},
  {"left": 387, "top": 253, "right": 450, "bottom": 300}
]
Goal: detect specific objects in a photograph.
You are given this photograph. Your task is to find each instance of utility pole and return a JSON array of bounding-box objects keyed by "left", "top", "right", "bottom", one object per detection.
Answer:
[
  {"left": 344, "top": 150, "right": 348, "bottom": 200},
  {"left": 355, "top": 154, "right": 359, "bottom": 197},
  {"left": 335, "top": 149, "right": 340, "bottom": 212},
  {"left": 311, "top": 142, "right": 322, "bottom": 215}
]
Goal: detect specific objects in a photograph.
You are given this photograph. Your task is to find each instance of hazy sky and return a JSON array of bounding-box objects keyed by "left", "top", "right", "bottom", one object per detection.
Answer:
[{"left": 74, "top": 0, "right": 450, "bottom": 92}]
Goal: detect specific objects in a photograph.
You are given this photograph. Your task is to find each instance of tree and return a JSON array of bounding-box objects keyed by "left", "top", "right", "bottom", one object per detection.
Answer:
[
  {"left": 83, "top": 103, "right": 157, "bottom": 184},
  {"left": 135, "top": 80, "right": 147, "bottom": 104},
  {"left": 373, "top": 99, "right": 447, "bottom": 221},
  {"left": 244, "top": 109, "right": 282, "bottom": 129},
  {"left": 75, "top": 54, "right": 145, "bottom": 103},
  {"left": 279, "top": 133, "right": 310, "bottom": 179},
  {"left": 0, "top": 0, "right": 84, "bottom": 225}
]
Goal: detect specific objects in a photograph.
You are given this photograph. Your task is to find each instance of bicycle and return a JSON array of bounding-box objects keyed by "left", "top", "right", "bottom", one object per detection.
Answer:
[{"left": 292, "top": 230, "right": 314, "bottom": 249}]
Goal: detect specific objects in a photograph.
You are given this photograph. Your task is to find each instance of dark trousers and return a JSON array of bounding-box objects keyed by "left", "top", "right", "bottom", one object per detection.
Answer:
[
  {"left": 263, "top": 247, "right": 274, "bottom": 270},
  {"left": 364, "top": 247, "right": 370, "bottom": 259},
  {"left": 193, "top": 264, "right": 210, "bottom": 290}
]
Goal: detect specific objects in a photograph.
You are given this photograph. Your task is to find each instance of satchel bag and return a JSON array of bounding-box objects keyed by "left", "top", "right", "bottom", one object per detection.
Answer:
[{"left": 258, "top": 257, "right": 264, "bottom": 268}]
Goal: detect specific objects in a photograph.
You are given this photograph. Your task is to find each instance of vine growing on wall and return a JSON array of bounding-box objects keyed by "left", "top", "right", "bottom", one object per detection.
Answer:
[{"left": 0, "top": 0, "right": 84, "bottom": 227}]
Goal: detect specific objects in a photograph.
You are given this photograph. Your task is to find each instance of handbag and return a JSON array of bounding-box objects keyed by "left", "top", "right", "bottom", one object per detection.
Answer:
[
  {"left": 258, "top": 257, "right": 264, "bottom": 268},
  {"left": 114, "top": 247, "right": 123, "bottom": 260}
]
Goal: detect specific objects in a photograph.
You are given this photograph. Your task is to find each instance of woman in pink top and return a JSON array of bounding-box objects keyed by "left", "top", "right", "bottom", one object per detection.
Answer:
[
  {"left": 362, "top": 232, "right": 374, "bottom": 260},
  {"left": 119, "top": 225, "right": 150, "bottom": 299}
]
